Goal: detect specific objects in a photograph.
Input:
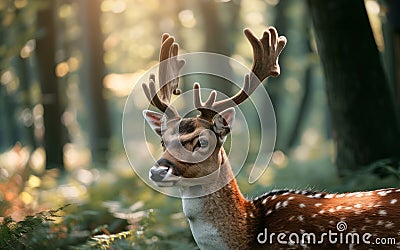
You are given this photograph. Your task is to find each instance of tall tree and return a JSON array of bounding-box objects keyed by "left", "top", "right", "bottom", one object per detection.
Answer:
[
  {"left": 307, "top": 0, "right": 400, "bottom": 175},
  {"left": 197, "top": 0, "right": 240, "bottom": 96},
  {"left": 383, "top": 0, "right": 400, "bottom": 112},
  {"left": 0, "top": 85, "right": 16, "bottom": 151},
  {"left": 35, "top": 1, "right": 65, "bottom": 169},
  {"left": 13, "top": 56, "right": 38, "bottom": 149},
  {"left": 79, "top": 0, "right": 111, "bottom": 165},
  {"left": 271, "top": 0, "right": 315, "bottom": 150}
]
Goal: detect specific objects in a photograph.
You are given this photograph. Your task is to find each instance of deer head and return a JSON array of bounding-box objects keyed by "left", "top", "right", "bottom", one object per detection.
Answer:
[{"left": 143, "top": 28, "right": 286, "bottom": 189}]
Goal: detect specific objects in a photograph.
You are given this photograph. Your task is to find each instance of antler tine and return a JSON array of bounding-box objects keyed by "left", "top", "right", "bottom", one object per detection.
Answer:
[
  {"left": 246, "top": 27, "right": 287, "bottom": 81},
  {"left": 193, "top": 82, "right": 219, "bottom": 118},
  {"left": 195, "top": 27, "right": 286, "bottom": 119},
  {"left": 142, "top": 74, "right": 168, "bottom": 111},
  {"left": 142, "top": 33, "right": 185, "bottom": 117}
]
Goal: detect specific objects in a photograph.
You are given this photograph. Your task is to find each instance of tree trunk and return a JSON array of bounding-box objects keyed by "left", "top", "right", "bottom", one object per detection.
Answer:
[
  {"left": 13, "top": 56, "right": 37, "bottom": 149},
  {"left": 198, "top": 0, "right": 238, "bottom": 96},
  {"left": 0, "top": 85, "right": 14, "bottom": 151},
  {"left": 268, "top": 0, "right": 289, "bottom": 107},
  {"left": 286, "top": 54, "right": 312, "bottom": 149},
  {"left": 0, "top": 14, "right": 16, "bottom": 151},
  {"left": 35, "top": 2, "right": 65, "bottom": 169},
  {"left": 78, "top": 0, "right": 111, "bottom": 166},
  {"left": 383, "top": 0, "right": 400, "bottom": 114},
  {"left": 273, "top": 0, "right": 313, "bottom": 150},
  {"left": 307, "top": 0, "right": 400, "bottom": 175}
]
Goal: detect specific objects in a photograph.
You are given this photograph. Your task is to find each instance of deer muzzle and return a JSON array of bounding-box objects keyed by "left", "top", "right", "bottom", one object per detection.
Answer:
[{"left": 149, "top": 158, "right": 181, "bottom": 187}]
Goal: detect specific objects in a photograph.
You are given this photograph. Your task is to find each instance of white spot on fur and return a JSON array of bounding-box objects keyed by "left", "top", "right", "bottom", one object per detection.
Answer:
[
  {"left": 355, "top": 193, "right": 363, "bottom": 197},
  {"left": 318, "top": 210, "right": 325, "bottom": 214},
  {"left": 378, "top": 191, "right": 388, "bottom": 196},
  {"left": 298, "top": 215, "right": 304, "bottom": 222},
  {"left": 391, "top": 199, "right": 398, "bottom": 204},
  {"left": 336, "top": 194, "right": 345, "bottom": 198},
  {"left": 311, "top": 214, "right": 317, "bottom": 218},
  {"left": 266, "top": 209, "right": 272, "bottom": 215},
  {"left": 336, "top": 205, "right": 343, "bottom": 210},
  {"left": 345, "top": 206, "right": 352, "bottom": 210},
  {"left": 325, "top": 194, "right": 335, "bottom": 199},
  {"left": 262, "top": 199, "right": 268, "bottom": 205},
  {"left": 315, "top": 203, "right": 322, "bottom": 207},
  {"left": 309, "top": 193, "right": 322, "bottom": 198},
  {"left": 275, "top": 202, "right": 281, "bottom": 209},
  {"left": 386, "top": 222, "right": 394, "bottom": 229},
  {"left": 378, "top": 210, "right": 387, "bottom": 216},
  {"left": 354, "top": 204, "right": 362, "bottom": 208},
  {"left": 299, "top": 203, "right": 306, "bottom": 208},
  {"left": 271, "top": 195, "right": 277, "bottom": 200},
  {"left": 289, "top": 216, "right": 295, "bottom": 221},
  {"left": 288, "top": 196, "right": 295, "bottom": 200},
  {"left": 282, "top": 201, "right": 289, "bottom": 207},
  {"left": 328, "top": 208, "right": 335, "bottom": 213},
  {"left": 377, "top": 220, "right": 384, "bottom": 226}
]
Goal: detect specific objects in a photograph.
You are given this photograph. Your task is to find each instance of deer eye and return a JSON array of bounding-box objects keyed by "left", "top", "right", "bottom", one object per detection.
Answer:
[
  {"left": 198, "top": 138, "right": 208, "bottom": 148},
  {"left": 193, "top": 137, "right": 209, "bottom": 151}
]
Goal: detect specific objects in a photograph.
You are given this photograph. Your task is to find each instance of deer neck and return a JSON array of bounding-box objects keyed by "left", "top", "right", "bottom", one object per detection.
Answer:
[{"left": 180, "top": 149, "right": 257, "bottom": 249}]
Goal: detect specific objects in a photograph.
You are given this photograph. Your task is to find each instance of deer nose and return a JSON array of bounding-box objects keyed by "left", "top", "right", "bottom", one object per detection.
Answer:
[{"left": 149, "top": 166, "right": 169, "bottom": 182}]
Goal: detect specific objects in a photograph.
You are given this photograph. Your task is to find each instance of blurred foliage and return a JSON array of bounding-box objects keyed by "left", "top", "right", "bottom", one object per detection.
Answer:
[
  {"left": 0, "top": 0, "right": 48, "bottom": 69},
  {"left": 0, "top": 147, "right": 197, "bottom": 249},
  {"left": 0, "top": 205, "right": 67, "bottom": 249}
]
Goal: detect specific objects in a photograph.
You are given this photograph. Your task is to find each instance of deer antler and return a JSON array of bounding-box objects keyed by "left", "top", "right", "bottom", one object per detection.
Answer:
[
  {"left": 194, "top": 27, "right": 287, "bottom": 119},
  {"left": 142, "top": 34, "right": 185, "bottom": 118}
]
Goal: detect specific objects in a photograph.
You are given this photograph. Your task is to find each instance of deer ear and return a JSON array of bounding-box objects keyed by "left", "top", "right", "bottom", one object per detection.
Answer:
[
  {"left": 213, "top": 107, "right": 235, "bottom": 139},
  {"left": 143, "top": 110, "right": 163, "bottom": 136}
]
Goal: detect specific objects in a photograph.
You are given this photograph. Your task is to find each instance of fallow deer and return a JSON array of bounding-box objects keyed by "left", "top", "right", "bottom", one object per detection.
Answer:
[{"left": 141, "top": 27, "right": 400, "bottom": 249}]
